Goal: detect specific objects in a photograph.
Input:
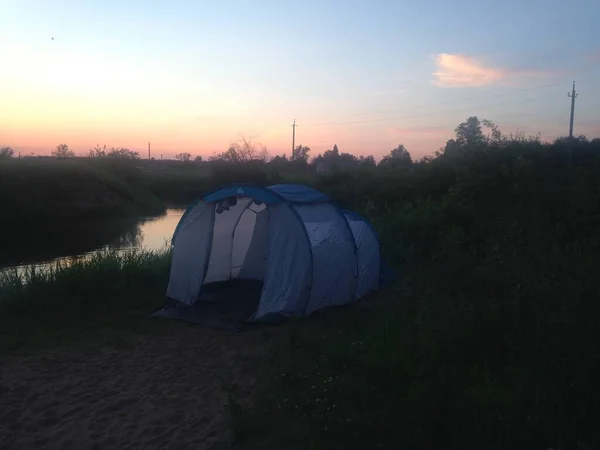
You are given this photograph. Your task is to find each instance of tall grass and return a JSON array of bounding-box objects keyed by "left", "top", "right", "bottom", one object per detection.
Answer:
[
  {"left": 234, "top": 161, "right": 600, "bottom": 449},
  {"left": 0, "top": 248, "right": 171, "bottom": 352}
]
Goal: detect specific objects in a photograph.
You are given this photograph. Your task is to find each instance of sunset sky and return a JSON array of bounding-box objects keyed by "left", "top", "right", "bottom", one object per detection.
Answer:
[{"left": 1, "top": 0, "right": 599, "bottom": 161}]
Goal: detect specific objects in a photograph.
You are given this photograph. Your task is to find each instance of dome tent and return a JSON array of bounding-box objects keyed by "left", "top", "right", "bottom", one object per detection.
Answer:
[{"left": 154, "top": 183, "right": 391, "bottom": 327}]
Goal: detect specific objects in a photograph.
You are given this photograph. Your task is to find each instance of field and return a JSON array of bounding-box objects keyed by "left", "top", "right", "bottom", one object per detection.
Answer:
[{"left": 1, "top": 133, "right": 600, "bottom": 449}]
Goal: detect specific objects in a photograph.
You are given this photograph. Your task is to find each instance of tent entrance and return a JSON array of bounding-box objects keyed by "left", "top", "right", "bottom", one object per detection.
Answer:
[{"left": 152, "top": 280, "right": 263, "bottom": 330}]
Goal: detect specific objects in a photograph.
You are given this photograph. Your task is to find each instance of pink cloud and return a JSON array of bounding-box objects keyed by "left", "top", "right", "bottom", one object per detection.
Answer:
[
  {"left": 432, "top": 53, "right": 557, "bottom": 88},
  {"left": 433, "top": 53, "right": 505, "bottom": 88}
]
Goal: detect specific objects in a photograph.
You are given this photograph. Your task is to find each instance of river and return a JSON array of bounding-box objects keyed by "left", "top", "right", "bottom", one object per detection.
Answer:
[{"left": 0, "top": 208, "right": 185, "bottom": 275}]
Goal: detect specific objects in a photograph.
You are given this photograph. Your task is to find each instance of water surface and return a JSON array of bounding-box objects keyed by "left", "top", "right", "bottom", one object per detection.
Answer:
[{"left": 1, "top": 208, "right": 184, "bottom": 274}]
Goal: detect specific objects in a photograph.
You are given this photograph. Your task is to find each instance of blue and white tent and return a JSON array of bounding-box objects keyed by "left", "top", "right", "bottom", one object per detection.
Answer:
[{"left": 163, "top": 183, "right": 390, "bottom": 323}]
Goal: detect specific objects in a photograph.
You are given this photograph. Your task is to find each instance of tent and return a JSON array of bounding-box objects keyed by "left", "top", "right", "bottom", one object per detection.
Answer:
[{"left": 153, "top": 183, "right": 392, "bottom": 327}]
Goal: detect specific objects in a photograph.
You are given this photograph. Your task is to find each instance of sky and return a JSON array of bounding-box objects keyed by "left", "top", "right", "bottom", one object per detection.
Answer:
[{"left": 1, "top": 0, "right": 599, "bottom": 161}]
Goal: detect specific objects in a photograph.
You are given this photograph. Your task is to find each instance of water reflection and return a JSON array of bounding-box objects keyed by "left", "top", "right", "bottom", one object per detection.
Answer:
[{"left": 0, "top": 208, "right": 184, "bottom": 274}]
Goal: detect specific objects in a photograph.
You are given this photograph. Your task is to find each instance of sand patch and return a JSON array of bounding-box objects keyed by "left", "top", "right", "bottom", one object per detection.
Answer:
[{"left": 0, "top": 326, "right": 272, "bottom": 449}]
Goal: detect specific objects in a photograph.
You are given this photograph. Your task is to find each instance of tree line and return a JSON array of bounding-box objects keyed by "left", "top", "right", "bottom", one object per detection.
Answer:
[{"left": 2, "top": 116, "right": 599, "bottom": 170}]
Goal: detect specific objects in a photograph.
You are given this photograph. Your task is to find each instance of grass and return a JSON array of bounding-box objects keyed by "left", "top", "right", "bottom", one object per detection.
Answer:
[
  {"left": 233, "top": 162, "right": 600, "bottom": 450},
  {"left": 0, "top": 248, "right": 172, "bottom": 354}
]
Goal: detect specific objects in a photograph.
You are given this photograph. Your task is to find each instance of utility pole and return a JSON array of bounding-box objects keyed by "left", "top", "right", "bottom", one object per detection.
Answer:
[
  {"left": 291, "top": 119, "right": 296, "bottom": 159},
  {"left": 567, "top": 81, "right": 577, "bottom": 169},
  {"left": 148, "top": 141, "right": 151, "bottom": 160},
  {"left": 568, "top": 81, "right": 577, "bottom": 138}
]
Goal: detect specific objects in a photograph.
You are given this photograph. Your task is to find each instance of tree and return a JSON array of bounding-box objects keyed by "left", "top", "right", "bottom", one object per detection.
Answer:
[
  {"left": 322, "top": 144, "right": 340, "bottom": 164},
  {"left": 87, "top": 145, "right": 139, "bottom": 159},
  {"left": 481, "top": 118, "right": 504, "bottom": 145},
  {"left": 442, "top": 138, "right": 460, "bottom": 156},
  {"left": 292, "top": 145, "right": 310, "bottom": 162},
  {"left": 194, "top": 155, "right": 204, "bottom": 163},
  {"left": 358, "top": 155, "right": 376, "bottom": 168},
  {"left": 175, "top": 152, "right": 192, "bottom": 162},
  {"left": 0, "top": 146, "right": 14, "bottom": 158},
  {"left": 210, "top": 135, "right": 269, "bottom": 163},
  {"left": 258, "top": 146, "right": 270, "bottom": 163},
  {"left": 106, "top": 147, "right": 139, "bottom": 159},
  {"left": 88, "top": 144, "right": 107, "bottom": 158},
  {"left": 52, "top": 143, "right": 75, "bottom": 158},
  {"left": 442, "top": 116, "right": 506, "bottom": 156},
  {"left": 270, "top": 154, "right": 288, "bottom": 165},
  {"left": 379, "top": 144, "right": 412, "bottom": 168},
  {"left": 338, "top": 152, "right": 359, "bottom": 170},
  {"left": 454, "top": 116, "right": 487, "bottom": 149}
]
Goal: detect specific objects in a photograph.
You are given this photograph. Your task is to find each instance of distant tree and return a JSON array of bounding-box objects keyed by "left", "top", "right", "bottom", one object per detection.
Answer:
[
  {"left": 52, "top": 143, "right": 75, "bottom": 158},
  {"left": 379, "top": 144, "right": 412, "bottom": 168},
  {"left": 258, "top": 146, "right": 270, "bottom": 163},
  {"left": 442, "top": 116, "right": 505, "bottom": 156},
  {"left": 481, "top": 118, "right": 504, "bottom": 145},
  {"left": 88, "top": 144, "right": 107, "bottom": 158},
  {"left": 454, "top": 116, "right": 487, "bottom": 149},
  {"left": 339, "top": 152, "right": 359, "bottom": 170},
  {"left": 106, "top": 147, "right": 139, "bottom": 159},
  {"left": 358, "top": 155, "right": 376, "bottom": 168},
  {"left": 323, "top": 144, "right": 340, "bottom": 163},
  {"left": 442, "top": 138, "right": 460, "bottom": 156},
  {"left": 175, "top": 152, "right": 192, "bottom": 162},
  {"left": 0, "top": 146, "right": 14, "bottom": 158},
  {"left": 311, "top": 153, "right": 323, "bottom": 166},
  {"left": 292, "top": 145, "right": 310, "bottom": 162},
  {"left": 210, "top": 135, "right": 269, "bottom": 163},
  {"left": 270, "top": 154, "right": 288, "bottom": 165},
  {"left": 194, "top": 155, "right": 204, "bottom": 163},
  {"left": 553, "top": 135, "right": 589, "bottom": 146}
]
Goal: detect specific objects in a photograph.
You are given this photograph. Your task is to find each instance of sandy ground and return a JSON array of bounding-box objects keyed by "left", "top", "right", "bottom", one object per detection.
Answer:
[{"left": 0, "top": 326, "right": 274, "bottom": 450}]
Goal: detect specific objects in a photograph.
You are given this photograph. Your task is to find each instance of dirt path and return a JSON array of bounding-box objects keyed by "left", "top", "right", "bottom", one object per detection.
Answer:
[{"left": 0, "top": 326, "right": 274, "bottom": 449}]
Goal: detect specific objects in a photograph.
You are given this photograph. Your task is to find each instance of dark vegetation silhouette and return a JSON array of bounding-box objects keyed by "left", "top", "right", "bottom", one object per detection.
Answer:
[{"left": 1, "top": 116, "right": 600, "bottom": 448}]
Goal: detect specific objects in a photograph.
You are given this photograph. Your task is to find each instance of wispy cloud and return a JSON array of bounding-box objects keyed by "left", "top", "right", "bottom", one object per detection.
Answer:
[
  {"left": 432, "top": 53, "right": 558, "bottom": 88},
  {"left": 432, "top": 53, "right": 505, "bottom": 88}
]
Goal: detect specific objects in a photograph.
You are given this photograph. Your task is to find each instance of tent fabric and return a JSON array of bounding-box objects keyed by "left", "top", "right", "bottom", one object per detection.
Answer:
[
  {"left": 267, "top": 183, "right": 330, "bottom": 203},
  {"left": 164, "top": 183, "right": 391, "bottom": 324}
]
